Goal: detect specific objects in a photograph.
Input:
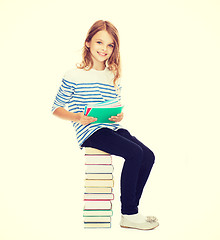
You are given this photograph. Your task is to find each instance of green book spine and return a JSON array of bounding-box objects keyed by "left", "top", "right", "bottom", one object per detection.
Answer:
[{"left": 83, "top": 209, "right": 113, "bottom": 217}]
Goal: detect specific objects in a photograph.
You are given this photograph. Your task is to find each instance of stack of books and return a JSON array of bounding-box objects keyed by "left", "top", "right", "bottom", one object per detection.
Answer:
[{"left": 83, "top": 147, "right": 114, "bottom": 228}]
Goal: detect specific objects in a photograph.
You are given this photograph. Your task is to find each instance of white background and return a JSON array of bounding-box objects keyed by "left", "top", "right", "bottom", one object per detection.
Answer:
[{"left": 0, "top": 0, "right": 220, "bottom": 239}]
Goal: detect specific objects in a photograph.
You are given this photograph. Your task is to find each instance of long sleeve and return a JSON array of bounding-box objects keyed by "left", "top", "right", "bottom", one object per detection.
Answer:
[
  {"left": 51, "top": 78, "right": 76, "bottom": 113},
  {"left": 51, "top": 67, "right": 123, "bottom": 148}
]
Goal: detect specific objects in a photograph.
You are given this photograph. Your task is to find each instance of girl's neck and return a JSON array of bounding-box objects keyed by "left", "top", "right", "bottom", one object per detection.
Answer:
[
  {"left": 92, "top": 62, "right": 106, "bottom": 71},
  {"left": 91, "top": 67, "right": 106, "bottom": 72}
]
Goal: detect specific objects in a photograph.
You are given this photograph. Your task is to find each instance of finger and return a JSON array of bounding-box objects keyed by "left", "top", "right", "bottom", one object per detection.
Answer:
[
  {"left": 109, "top": 116, "right": 115, "bottom": 119},
  {"left": 82, "top": 117, "right": 97, "bottom": 125},
  {"left": 88, "top": 118, "right": 97, "bottom": 123},
  {"left": 85, "top": 117, "right": 97, "bottom": 123},
  {"left": 108, "top": 117, "right": 114, "bottom": 121},
  {"left": 109, "top": 117, "right": 117, "bottom": 122},
  {"left": 87, "top": 116, "right": 96, "bottom": 120}
]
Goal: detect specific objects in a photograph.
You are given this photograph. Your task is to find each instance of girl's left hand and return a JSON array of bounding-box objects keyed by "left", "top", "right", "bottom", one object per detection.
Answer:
[{"left": 109, "top": 112, "right": 124, "bottom": 122}]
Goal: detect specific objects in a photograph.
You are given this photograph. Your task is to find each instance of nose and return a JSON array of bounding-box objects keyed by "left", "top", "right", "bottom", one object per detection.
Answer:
[{"left": 101, "top": 45, "right": 107, "bottom": 51}]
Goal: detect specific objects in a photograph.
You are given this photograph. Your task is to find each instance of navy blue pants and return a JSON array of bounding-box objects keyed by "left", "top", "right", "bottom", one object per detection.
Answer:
[{"left": 81, "top": 128, "right": 155, "bottom": 215}]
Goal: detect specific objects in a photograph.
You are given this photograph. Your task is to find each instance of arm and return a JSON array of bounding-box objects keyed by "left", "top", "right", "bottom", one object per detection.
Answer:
[
  {"left": 53, "top": 107, "right": 81, "bottom": 122},
  {"left": 52, "top": 75, "right": 97, "bottom": 125},
  {"left": 53, "top": 107, "right": 97, "bottom": 125}
]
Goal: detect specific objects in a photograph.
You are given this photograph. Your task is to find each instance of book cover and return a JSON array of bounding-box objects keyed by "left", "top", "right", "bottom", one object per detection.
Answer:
[
  {"left": 84, "top": 193, "right": 114, "bottom": 201},
  {"left": 84, "top": 200, "right": 112, "bottom": 210},
  {"left": 84, "top": 99, "right": 124, "bottom": 124},
  {"left": 84, "top": 99, "right": 119, "bottom": 115},
  {"left": 85, "top": 165, "right": 114, "bottom": 174},
  {"left": 84, "top": 147, "right": 110, "bottom": 155},
  {"left": 84, "top": 216, "right": 111, "bottom": 223},
  {"left": 85, "top": 173, "right": 113, "bottom": 180},
  {"left": 85, "top": 155, "right": 112, "bottom": 165},
  {"left": 87, "top": 106, "right": 124, "bottom": 124},
  {"left": 83, "top": 209, "right": 113, "bottom": 217},
  {"left": 85, "top": 187, "right": 113, "bottom": 194},
  {"left": 84, "top": 222, "right": 111, "bottom": 228},
  {"left": 85, "top": 179, "right": 114, "bottom": 188}
]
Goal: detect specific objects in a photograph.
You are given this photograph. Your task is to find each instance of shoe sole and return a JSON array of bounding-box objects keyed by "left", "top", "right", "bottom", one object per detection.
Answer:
[{"left": 120, "top": 223, "right": 159, "bottom": 231}]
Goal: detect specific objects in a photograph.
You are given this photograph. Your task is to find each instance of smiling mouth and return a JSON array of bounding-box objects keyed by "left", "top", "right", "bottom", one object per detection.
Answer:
[{"left": 97, "top": 52, "right": 107, "bottom": 56}]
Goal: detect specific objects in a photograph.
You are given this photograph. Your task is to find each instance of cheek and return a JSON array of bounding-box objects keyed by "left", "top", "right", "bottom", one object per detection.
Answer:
[
  {"left": 91, "top": 47, "right": 98, "bottom": 55},
  {"left": 109, "top": 48, "right": 114, "bottom": 56}
]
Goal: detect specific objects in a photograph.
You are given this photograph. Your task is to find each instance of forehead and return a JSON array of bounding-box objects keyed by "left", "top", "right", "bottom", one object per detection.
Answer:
[{"left": 93, "top": 30, "right": 114, "bottom": 43}]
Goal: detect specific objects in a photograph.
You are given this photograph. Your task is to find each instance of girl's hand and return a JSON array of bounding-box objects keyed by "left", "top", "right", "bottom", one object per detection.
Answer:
[
  {"left": 109, "top": 112, "right": 124, "bottom": 122},
  {"left": 78, "top": 112, "right": 97, "bottom": 125}
]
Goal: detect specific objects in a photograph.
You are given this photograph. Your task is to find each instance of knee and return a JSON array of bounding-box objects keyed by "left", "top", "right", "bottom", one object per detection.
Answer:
[
  {"left": 148, "top": 149, "right": 155, "bottom": 165},
  {"left": 125, "top": 144, "right": 144, "bottom": 164},
  {"left": 144, "top": 149, "right": 155, "bottom": 166}
]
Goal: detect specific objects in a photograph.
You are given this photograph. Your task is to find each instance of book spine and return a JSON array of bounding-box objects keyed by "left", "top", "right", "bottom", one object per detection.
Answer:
[
  {"left": 84, "top": 179, "right": 114, "bottom": 187},
  {"left": 84, "top": 193, "right": 114, "bottom": 201},
  {"left": 84, "top": 222, "right": 111, "bottom": 228},
  {"left": 85, "top": 156, "right": 112, "bottom": 165},
  {"left": 83, "top": 209, "right": 113, "bottom": 217},
  {"left": 83, "top": 149, "right": 114, "bottom": 228},
  {"left": 85, "top": 173, "right": 113, "bottom": 180}
]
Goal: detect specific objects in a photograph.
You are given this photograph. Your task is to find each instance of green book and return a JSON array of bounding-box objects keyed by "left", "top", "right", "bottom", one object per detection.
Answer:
[
  {"left": 87, "top": 106, "right": 124, "bottom": 124},
  {"left": 83, "top": 209, "right": 113, "bottom": 217},
  {"left": 84, "top": 99, "right": 124, "bottom": 124}
]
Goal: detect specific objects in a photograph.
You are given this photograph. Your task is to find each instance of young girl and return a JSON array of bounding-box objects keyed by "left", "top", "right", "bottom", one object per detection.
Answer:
[{"left": 52, "top": 20, "right": 159, "bottom": 230}]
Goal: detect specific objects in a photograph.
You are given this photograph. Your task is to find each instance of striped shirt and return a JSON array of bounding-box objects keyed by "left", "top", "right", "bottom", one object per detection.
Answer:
[{"left": 52, "top": 67, "right": 123, "bottom": 149}]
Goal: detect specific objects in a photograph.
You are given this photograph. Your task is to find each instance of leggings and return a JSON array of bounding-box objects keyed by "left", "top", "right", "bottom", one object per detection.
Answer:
[{"left": 81, "top": 128, "right": 155, "bottom": 215}]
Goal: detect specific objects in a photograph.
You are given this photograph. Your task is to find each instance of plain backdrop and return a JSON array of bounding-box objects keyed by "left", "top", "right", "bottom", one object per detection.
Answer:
[{"left": 0, "top": 0, "right": 220, "bottom": 239}]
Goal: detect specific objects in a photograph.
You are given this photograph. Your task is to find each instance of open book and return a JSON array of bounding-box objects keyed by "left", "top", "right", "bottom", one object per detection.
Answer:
[{"left": 84, "top": 99, "right": 124, "bottom": 124}]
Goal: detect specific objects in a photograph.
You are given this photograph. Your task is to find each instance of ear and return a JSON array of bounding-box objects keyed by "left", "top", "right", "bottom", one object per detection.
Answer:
[{"left": 86, "top": 41, "right": 90, "bottom": 48}]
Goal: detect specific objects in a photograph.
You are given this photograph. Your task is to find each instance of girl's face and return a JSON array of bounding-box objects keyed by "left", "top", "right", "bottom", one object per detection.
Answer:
[{"left": 86, "top": 30, "right": 114, "bottom": 69}]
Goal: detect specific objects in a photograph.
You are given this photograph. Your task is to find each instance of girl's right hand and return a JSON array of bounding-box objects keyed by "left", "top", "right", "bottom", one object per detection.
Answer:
[{"left": 77, "top": 112, "right": 97, "bottom": 125}]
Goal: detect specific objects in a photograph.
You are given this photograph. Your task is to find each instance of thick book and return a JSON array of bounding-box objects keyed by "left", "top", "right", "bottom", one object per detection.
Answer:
[
  {"left": 85, "top": 165, "right": 114, "bottom": 174},
  {"left": 84, "top": 222, "right": 111, "bottom": 228},
  {"left": 84, "top": 216, "right": 111, "bottom": 223},
  {"left": 84, "top": 193, "right": 114, "bottom": 201},
  {"left": 85, "top": 155, "right": 112, "bottom": 165},
  {"left": 85, "top": 173, "right": 113, "bottom": 180},
  {"left": 85, "top": 187, "right": 113, "bottom": 194},
  {"left": 83, "top": 209, "right": 113, "bottom": 217},
  {"left": 84, "top": 200, "right": 112, "bottom": 210},
  {"left": 84, "top": 147, "right": 110, "bottom": 155},
  {"left": 84, "top": 99, "right": 124, "bottom": 124},
  {"left": 85, "top": 179, "right": 114, "bottom": 188}
]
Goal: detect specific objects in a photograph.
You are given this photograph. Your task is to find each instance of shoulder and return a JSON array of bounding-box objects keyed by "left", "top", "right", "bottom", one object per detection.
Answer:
[
  {"left": 106, "top": 68, "right": 115, "bottom": 79},
  {"left": 62, "top": 67, "right": 86, "bottom": 83}
]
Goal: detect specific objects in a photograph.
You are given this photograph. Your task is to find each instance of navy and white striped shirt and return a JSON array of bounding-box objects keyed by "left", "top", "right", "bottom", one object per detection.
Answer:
[{"left": 52, "top": 67, "right": 123, "bottom": 149}]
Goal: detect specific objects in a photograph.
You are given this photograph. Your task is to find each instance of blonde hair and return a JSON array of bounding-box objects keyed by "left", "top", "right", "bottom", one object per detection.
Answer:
[{"left": 76, "top": 20, "right": 121, "bottom": 87}]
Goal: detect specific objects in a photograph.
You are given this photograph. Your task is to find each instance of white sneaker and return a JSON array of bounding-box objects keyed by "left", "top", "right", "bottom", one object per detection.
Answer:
[{"left": 120, "top": 215, "right": 159, "bottom": 230}]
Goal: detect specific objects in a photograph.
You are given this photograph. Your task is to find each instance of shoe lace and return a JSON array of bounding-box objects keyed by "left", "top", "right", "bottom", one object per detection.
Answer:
[{"left": 146, "top": 216, "right": 158, "bottom": 222}]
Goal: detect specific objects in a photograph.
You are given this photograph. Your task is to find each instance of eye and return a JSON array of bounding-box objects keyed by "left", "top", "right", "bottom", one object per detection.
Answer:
[
  {"left": 97, "top": 41, "right": 102, "bottom": 44},
  {"left": 109, "top": 44, "right": 114, "bottom": 48}
]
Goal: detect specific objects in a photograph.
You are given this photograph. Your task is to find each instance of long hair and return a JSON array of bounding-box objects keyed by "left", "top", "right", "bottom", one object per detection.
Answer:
[{"left": 76, "top": 20, "right": 121, "bottom": 87}]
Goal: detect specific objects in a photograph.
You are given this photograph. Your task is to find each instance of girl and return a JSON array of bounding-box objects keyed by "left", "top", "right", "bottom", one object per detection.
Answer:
[{"left": 52, "top": 20, "right": 159, "bottom": 230}]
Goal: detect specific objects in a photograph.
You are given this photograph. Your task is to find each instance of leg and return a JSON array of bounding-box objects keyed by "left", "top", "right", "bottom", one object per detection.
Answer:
[
  {"left": 116, "top": 129, "right": 155, "bottom": 207},
  {"left": 82, "top": 128, "right": 144, "bottom": 214}
]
